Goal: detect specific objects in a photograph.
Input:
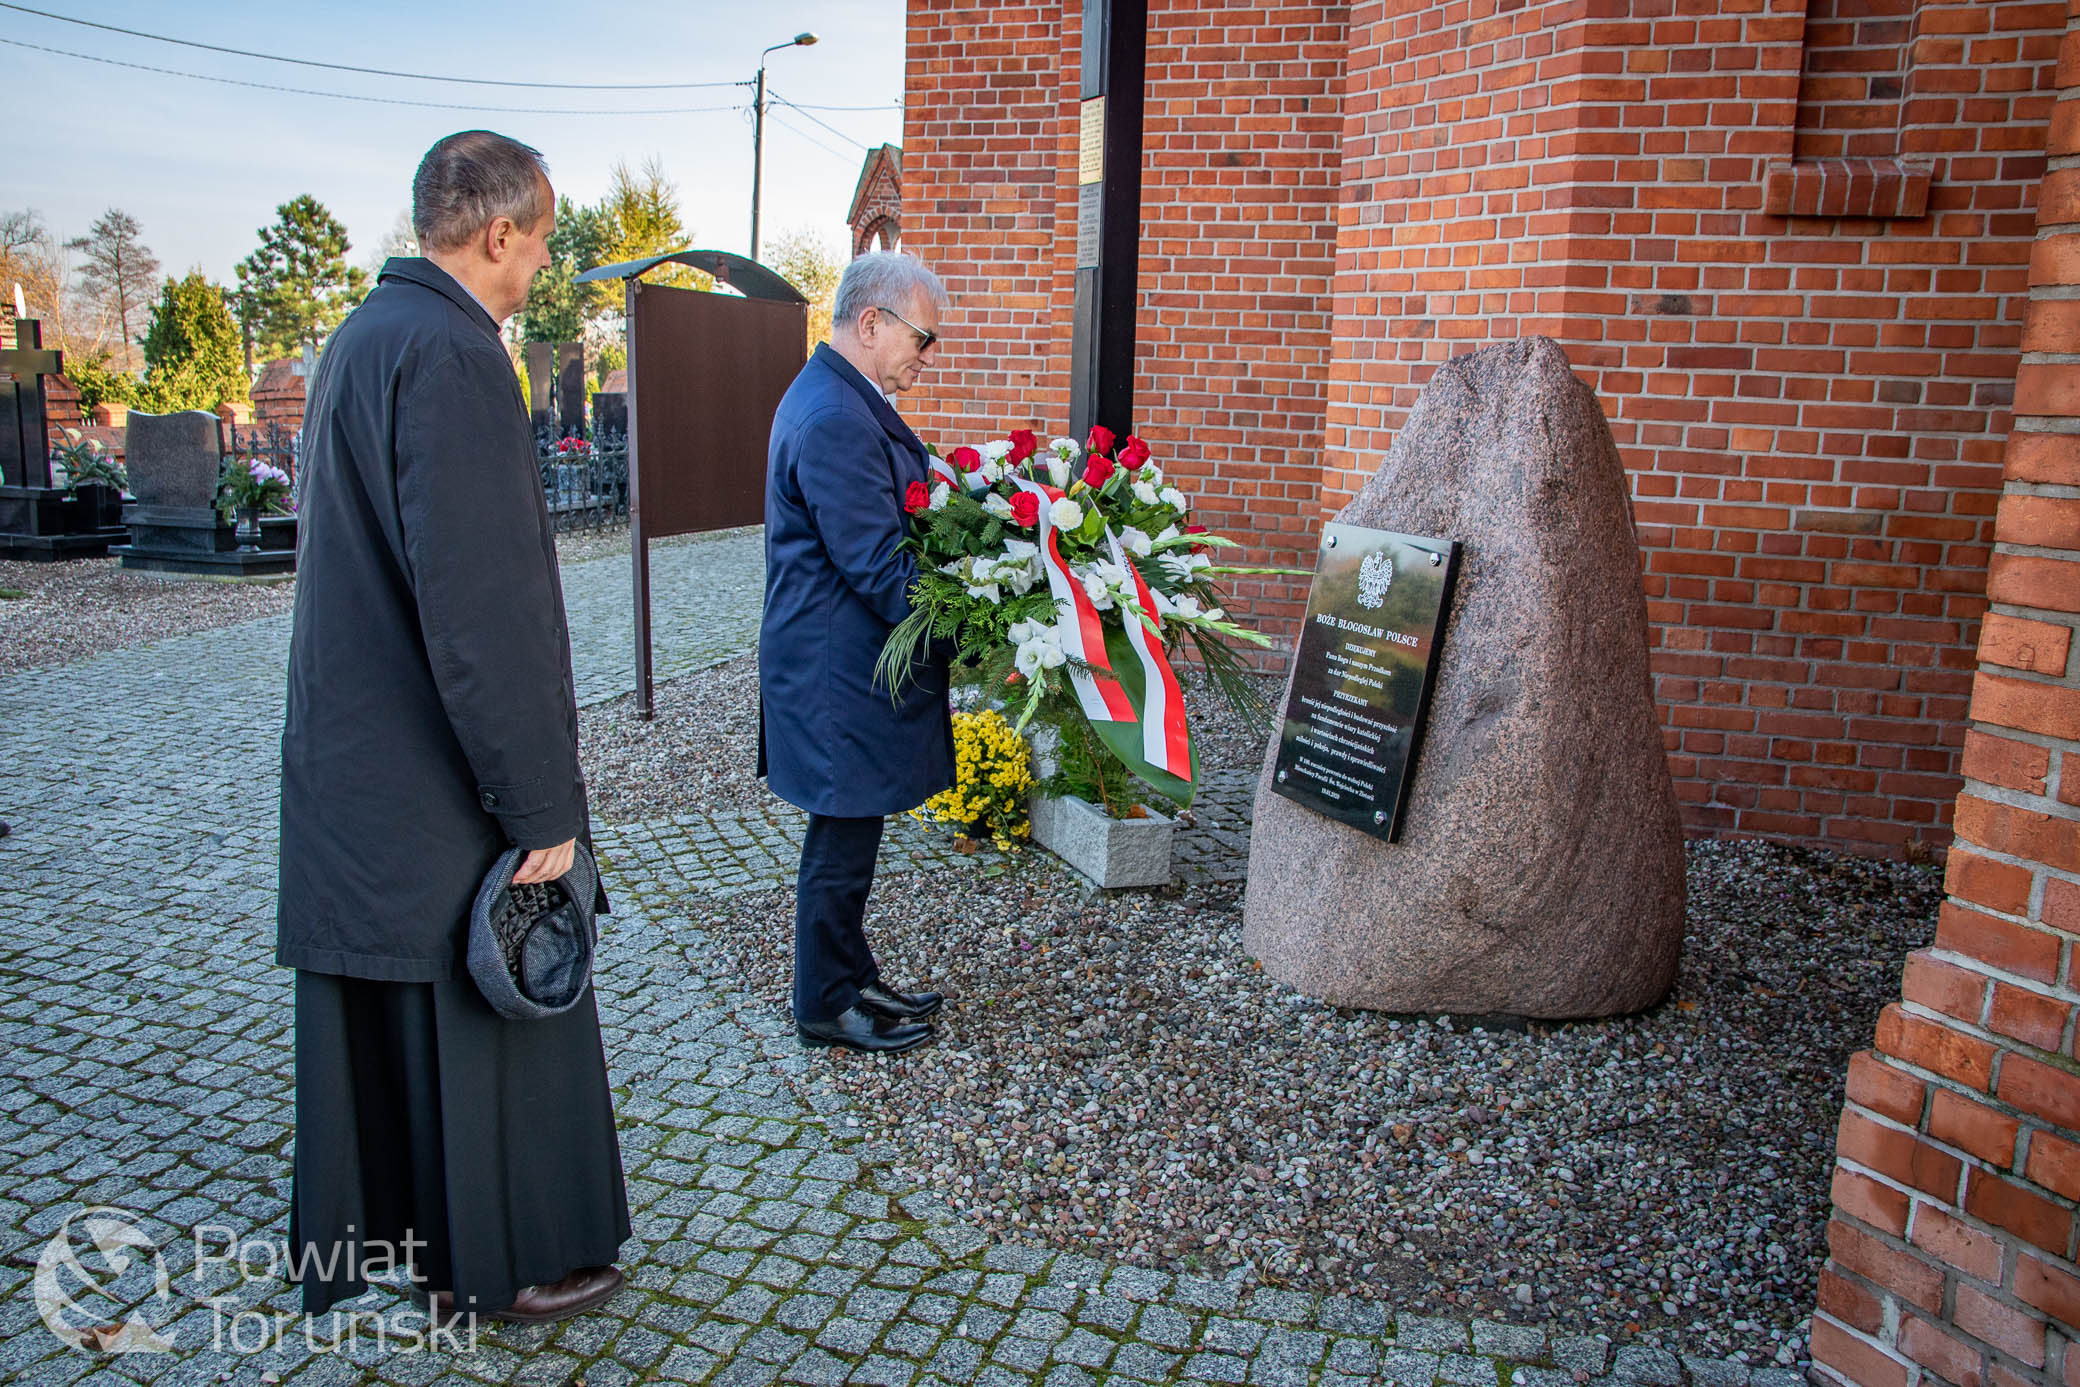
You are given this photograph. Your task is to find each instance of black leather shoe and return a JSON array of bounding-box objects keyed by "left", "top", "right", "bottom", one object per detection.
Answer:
[
  {"left": 798, "top": 1003, "right": 933, "bottom": 1054},
  {"left": 857, "top": 981, "right": 943, "bottom": 1021}
]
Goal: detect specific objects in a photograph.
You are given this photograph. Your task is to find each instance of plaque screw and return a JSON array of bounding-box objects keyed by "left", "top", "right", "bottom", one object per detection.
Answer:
[
  {"left": 1277, "top": 769, "right": 1288, "bottom": 783},
  {"left": 1429, "top": 552, "right": 1442, "bottom": 567},
  {"left": 1326, "top": 534, "right": 1337, "bottom": 548},
  {"left": 1373, "top": 810, "right": 1387, "bottom": 824}
]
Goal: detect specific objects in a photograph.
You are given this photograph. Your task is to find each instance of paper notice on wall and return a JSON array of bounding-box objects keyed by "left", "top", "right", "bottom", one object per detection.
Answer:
[{"left": 1079, "top": 98, "right": 1104, "bottom": 185}]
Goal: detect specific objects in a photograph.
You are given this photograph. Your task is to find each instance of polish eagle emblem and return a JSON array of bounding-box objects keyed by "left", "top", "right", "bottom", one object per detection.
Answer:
[{"left": 1357, "top": 549, "right": 1394, "bottom": 609}]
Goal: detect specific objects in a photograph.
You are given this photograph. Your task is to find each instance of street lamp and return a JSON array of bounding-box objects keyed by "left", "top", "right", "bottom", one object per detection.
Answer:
[{"left": 751, "top": 31, "right": 819, "bottom": 264}]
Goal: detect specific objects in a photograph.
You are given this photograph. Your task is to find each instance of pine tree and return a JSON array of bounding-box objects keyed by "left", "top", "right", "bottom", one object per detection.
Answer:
[
  {"left": 522, "top": 196, "right": 615, "bottom": 343},
  {"left": 65, "top": 208, "right": 161, "bottom": 367},
  {"left": 135, "top": 273, "right": 248, "bottom": 413},
  {"left": 601, "top": 159, "right": 710, "bottom": 293},
  {"left": 235, "top": 195, "right": 369, "bottom": 360}
]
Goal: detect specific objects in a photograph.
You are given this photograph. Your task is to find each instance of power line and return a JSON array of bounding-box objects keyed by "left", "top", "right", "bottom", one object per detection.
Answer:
[
  {"left": 0, "top": 1, "right": 751, "bottom": 90},
  {"left": 766, "top": 93, "right": 873, "bottom": 150},
  {"left": 765, "top": 112, "right": 862, "bottom": 166},
  {"left": 0, "top": 37, "right": 752, "bottom": 115},
  {"left": 781, "top": 100, "right": 904, "bottom": 112}
]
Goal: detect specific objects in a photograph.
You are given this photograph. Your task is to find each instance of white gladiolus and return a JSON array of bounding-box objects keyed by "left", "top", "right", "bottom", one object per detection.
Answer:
[
  {"left": 1169, "top": 594, "right": 1203, "bottom": 620},
  {"left": 1131, "top": 480, "right": 1160, "bottom": 506},
  {"left": 1080, "top": 571, "right": 1115, "bottom": 610},
  {"left": 1120, "top": 526, "right": 1154, "bottom": 558},
  {"left": 983, "top": 492, "right": 1015, "bottom": 520},
  {"left": 1206, "top": 606, "right": 1225, "bottom": 621},
  {"left": 1049, "top": 497, "right": 1084, "bottom": 530}
]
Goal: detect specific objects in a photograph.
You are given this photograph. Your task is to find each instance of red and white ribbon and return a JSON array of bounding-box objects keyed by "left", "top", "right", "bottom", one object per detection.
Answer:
[
  {"left": 926, "top": 454, "right": 964, "bottom": 490},
  {"left": 1107, "top": 530, "right": 1193, "bottom": 780},
  {"left": 1010, "top": 476, "right": 1135, "bottom": 725}
]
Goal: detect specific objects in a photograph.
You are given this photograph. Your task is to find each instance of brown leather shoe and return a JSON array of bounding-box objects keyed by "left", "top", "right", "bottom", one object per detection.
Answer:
[{"left": 485, "top": 1264, "right": 624, "bottom": 1324}]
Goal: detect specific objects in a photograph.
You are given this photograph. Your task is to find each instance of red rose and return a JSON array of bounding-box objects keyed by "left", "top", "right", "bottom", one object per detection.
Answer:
[
  {"left": 1086, "top": 424, "right": 1116, "bottom": 457},
  {"left": 1119, "top": 435, "right": 1151, "bottom": 470},
  {"left": 1009, "top": 491, "right": 1041, "bottom": 527},
  {"left": 904, "top": 481, "right": 931, "bottom": 514},
  {"left": 1007, "top": 430, "right": 1038, "bottom": 465},
  {"left": 1186, "top": 522, "right": 1209, "bottom": 552},
  {"left": 1083, "top": 454, "right": 1115, "bottom": 488},
  {"left": 949, "top": 446, "right": 982, "bottom": 473}
]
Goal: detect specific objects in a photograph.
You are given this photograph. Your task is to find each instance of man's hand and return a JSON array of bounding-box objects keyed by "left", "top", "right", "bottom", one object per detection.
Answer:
[{"left": 513, "top": 837, "right": 576, "bottom": 884}]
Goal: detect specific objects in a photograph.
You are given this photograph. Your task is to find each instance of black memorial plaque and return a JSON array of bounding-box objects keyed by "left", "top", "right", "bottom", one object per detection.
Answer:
[{"left": 1270, "top": 523, "right": 1460, "bottom": 841}]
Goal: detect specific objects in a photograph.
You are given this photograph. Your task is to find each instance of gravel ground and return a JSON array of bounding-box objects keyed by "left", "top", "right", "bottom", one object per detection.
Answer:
[
  {"left": 0, "top": 556, "right": 297, "bottom": 676},
  {"left": 599, "top": 655, "right": 1941, "bottom": 1364},
  {"left": 687, "top": 839, "right": 1937, "bottom": 1363},
  {"left": 0, "top": 524, "right": 661, "bottom": 678}
]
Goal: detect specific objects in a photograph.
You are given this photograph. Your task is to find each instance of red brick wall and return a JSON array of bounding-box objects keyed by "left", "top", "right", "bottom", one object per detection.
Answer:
[
  {"left": 1812, "top": 18, "right": 2080, "bottom": 1387},
  {"left": 900, "top": 0, "right": 2064, "bottom": 855}
]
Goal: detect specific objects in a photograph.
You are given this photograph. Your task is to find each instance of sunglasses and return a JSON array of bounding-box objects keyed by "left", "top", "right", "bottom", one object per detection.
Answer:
[{"left": 876, "top": 305, "right": 940, "bottom": 351}]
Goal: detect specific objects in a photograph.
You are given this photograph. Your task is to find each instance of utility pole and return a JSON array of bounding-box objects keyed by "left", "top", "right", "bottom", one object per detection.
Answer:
[{"left": 750, "top": 32, "right": 818, "bottom": 264}]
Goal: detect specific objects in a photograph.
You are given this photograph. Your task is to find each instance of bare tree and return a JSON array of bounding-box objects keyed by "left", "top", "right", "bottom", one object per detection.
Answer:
[
  {"left": 1, "top": 208, "right": 100, "bottom": 357},
  {"left": 67, "top": 208, "right": 161, "bottom": 367},
  {"left": 364, "top": 208, "right": 420, "bottom": 274}
]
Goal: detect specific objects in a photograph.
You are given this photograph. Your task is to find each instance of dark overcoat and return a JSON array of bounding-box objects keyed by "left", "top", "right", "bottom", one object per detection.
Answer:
[
  {"left": 759, "top": 344, "right": 954, "bottom": 817},
  {"left": 277, "top": 257, "right": 601, "bottom": 982}
]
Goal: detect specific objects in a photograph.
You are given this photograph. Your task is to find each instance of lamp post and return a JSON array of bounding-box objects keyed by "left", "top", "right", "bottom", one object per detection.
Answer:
[{"left": 751, "top": 31, "right": 819, "bottom": 265}]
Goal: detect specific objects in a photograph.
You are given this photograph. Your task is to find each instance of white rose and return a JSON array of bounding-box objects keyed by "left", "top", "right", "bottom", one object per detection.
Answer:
[
  {"left": 1046, "top": 456, "right": 1072, "bottom": 489},
  {"left": 1050, "top": 436, "right": 1081, "bottom": 460},
  {"left": 1049, "top": 497, "right": 1084, "bottom": 530},
  {"left": 1132, "top": 480, "right": 1160, "bottom": 506},
  {"left": 1141, "top": 464, "right": 1163, "bottom": 485}
]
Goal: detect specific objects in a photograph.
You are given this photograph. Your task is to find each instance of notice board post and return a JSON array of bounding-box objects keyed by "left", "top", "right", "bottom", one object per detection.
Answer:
[{"left": 578, "top": 250, "right": 809, "bottom": 718}]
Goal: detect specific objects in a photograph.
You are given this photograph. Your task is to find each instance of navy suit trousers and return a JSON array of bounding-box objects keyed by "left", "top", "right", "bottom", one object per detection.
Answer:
[{"left": 793, "top": 813, "right": 885, "bottom": 1024}]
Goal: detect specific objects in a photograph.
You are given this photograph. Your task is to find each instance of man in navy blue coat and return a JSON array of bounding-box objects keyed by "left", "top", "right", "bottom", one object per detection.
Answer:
[{"left": 760, "top": 252, "right": 955, "bottom": 1054}]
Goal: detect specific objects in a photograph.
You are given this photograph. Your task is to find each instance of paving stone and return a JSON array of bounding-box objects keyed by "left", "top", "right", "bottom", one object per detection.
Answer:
[
  {"left": 1050, "top": 1328, "right": 1117, "bottom": 1369},
  {"left": 1613, "top": 1346, "right": 1684, "bottom": 1386},
  {"left": 1440, "top": 1352, "right": 1498, "bottom": 1385},
  {"left": 1136, "top": 1304, "right": 1198, "bottom": 1350},
  {"left": 1552, "top": 1337, "right": 1614, "bottom": 1377},
  {"left": 1112, "top": 1341, "right": 1182, "bottom": 1382},
  {"left": 1380, "top": 1348, "right": 1445, "bottom": 1386},
  {"left": 1398, "top": 1316, "right": 1474, "bottom": 1351},
  {"left": 1683, "top": 1357, "right": 1753, "bottom": 1387},
  {"left": 1476, "top": 1321, "right": 1551, "bottom": 1361}
]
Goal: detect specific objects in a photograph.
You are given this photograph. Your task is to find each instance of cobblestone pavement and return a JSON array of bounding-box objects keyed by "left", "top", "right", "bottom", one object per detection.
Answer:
[{"left": 0, "top": 542, "right": 1792, "bottom": 1385}]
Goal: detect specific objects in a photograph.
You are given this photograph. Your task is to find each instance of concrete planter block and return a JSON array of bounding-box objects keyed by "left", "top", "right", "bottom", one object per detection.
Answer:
[{"left": 1028, "top": 792, "right": 1175, "bottom": 889}]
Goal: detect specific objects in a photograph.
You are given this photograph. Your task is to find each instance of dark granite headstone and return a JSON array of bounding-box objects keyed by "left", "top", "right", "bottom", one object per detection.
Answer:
[
  {"left": 556, "top": 342, "right": 585, "bottom": 438},
  {"left": 126, "top": 410, "right": 223, "bottom": 512},
  {"left": 525, "top": 341, "right": 555, "bottom": 435},
  {"left": 592, "top": 391, "right": 627, "bottom": 438},
  {"left": 113, "top": 409, "right": 293, "bottom": 578}
]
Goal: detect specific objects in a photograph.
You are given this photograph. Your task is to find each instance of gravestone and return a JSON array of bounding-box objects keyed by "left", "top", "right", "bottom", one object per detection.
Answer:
[
  {"left": 1241, "top": 337, "right": 1685, "bottom": 1019},
  {"left": 556, "top": 342, "right": 585, "bottom": 438},
  {"left": 113, "top": 410, "right": 294, "bottom": 578},
  {"left": 592, "top": 391, "right": 627, "bottom": 438},
  {"left": 525, "top": 341, "right": 555, "bottom": 436},
  {"left": 0, "top": 316, "right": 128, "bottom": 558}
]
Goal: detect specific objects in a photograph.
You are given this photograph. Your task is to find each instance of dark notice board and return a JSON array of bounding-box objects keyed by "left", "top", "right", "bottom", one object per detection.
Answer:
[
  {"left": 1270, "top": 523, "right": 1461, "bottom": 842},
  {"left": 628, "top": 280, "right": 806, "bottom": 538}
]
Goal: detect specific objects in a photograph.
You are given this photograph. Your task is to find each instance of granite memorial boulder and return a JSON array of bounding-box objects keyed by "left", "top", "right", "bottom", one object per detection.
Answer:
[{"left": 1241, "top": 336, "right": 1685, "bottom": 1017}]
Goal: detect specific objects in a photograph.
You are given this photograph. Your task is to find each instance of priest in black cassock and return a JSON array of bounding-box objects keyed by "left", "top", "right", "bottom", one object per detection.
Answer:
[{"left": 276, "top": 130, "right": 628, "bottom": 1324}]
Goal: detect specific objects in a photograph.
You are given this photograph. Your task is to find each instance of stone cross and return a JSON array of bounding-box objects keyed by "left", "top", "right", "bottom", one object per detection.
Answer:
[{"left": 0, "top": 317, "right": 62, "bottom": 490}]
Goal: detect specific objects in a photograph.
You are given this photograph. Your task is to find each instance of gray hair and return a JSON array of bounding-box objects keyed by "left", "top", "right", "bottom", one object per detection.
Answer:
[
  {"left": 833, "top": 252, "right": 948, "bottom": 334},
  {"left": 412, "top": 131, "right": 551, "bottom": 253}
]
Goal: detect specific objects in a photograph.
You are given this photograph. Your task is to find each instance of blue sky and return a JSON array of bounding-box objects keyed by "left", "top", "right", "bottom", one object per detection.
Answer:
[{"left": 4, "top": 0, "right": 905, "bottom": 284}]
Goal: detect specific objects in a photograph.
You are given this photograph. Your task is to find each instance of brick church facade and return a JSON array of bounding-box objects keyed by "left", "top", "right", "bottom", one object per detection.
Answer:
[
  {"left": 892, "top": 7, "right": 2080, "bottom": 1387},
  {"left": 894, "top": 0, "right": 2066, "bottom": 860}
]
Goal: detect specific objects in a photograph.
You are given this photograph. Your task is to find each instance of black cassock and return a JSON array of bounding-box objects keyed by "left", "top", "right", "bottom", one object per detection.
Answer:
[{"left": 278, "top": 258, "right": 626, "bottom": 1314}]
